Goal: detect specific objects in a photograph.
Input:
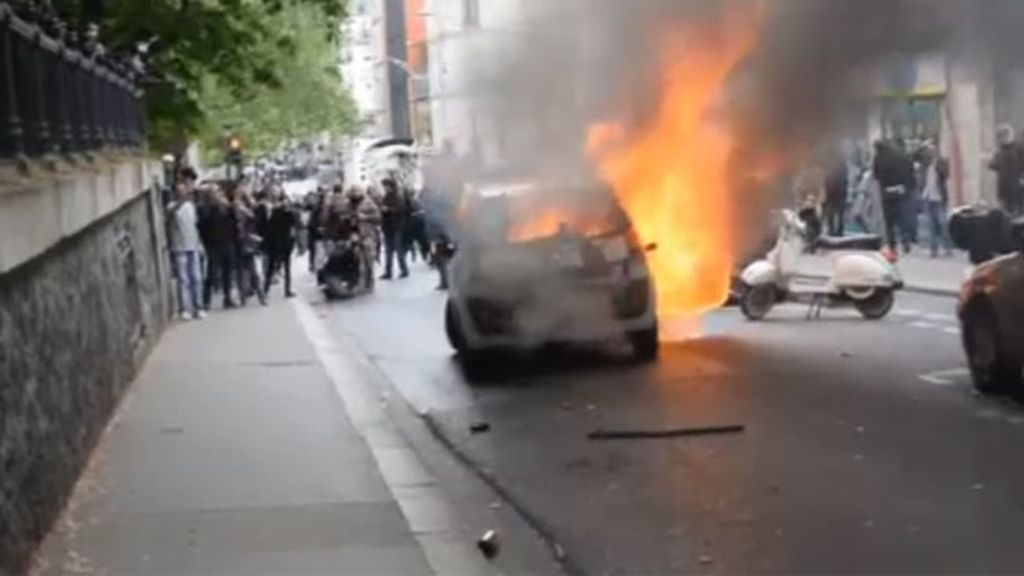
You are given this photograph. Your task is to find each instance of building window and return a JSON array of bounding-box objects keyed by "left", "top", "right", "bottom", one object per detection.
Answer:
[{"left": 463, "top": 0, "right": 479, "bottom": 28}]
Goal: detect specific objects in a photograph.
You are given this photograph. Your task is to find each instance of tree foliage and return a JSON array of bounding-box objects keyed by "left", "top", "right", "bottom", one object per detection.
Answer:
[
  {"left": 52, "top": 0, "right": 355, "bottom": 153},
  {"left": 196, "top": 2, "right": 359, "bottom": 162}
]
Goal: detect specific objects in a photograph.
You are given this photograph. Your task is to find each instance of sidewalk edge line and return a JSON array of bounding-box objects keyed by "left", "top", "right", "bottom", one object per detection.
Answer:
[{"left": 291, "top": 297, "right": 491, "bottom": 576}]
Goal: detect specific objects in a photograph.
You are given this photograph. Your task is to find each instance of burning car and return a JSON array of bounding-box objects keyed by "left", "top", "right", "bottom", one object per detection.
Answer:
[{"left": 444, "top": 181, "right": 659, "bottom": 362}]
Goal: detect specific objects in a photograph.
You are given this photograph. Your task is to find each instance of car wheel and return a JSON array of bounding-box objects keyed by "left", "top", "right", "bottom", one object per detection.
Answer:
[
  {"left": 740, "top": 284, "right": 775, "bottom": 321},
  {"left": 852, "top": 288, "right": 895, "bottom": 320},
  {"left": 444, "top": 300, "right": 468, "bottom": 353},
  {"left": 628, "top": 324, "right": 659, "bottom": 363},
  {"left": 963, "top": 303, "right": 1021, "bottom": 394}
]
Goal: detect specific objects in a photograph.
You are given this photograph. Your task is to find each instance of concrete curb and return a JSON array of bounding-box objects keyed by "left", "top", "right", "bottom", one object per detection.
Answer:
[{"left": 292, "top": 297, "right": 494, "bottom": 576}]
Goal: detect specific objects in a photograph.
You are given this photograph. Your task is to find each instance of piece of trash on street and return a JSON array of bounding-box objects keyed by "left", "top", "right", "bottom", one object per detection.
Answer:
[
  {"left": 699, "top": 555, "right": 713, "bottom": 565},
  {"left": 588, "top": 424, "right": 745, "bottom": 440},
  {"left": 972, "top": 483, "right": 985, "bottom": 491},
  {"left": 586, "top": 404, "right": 597, "bottom": 412},
  {"left": 488, "top": 501, "right": 503, "bottom": 510},
  {"left": 554, "top": 543, "right": 566, "bottom": 561},
  {"left": 841, "top": 351, "right": 854, "bottom": 358},
  {"left": 470, "top": 422, "right": 491, "bottom": 434},
  {"left": 855, "top": 426, "right": 865, "bottom": 434},
  {"left": 477, "top": 529, "right": 500, "bottom": 559}
]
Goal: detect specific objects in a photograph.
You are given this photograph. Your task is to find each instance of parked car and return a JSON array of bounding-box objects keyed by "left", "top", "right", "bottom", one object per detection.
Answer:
[
  {"left": 954, "top": 206, "right": 1024, "bottom": 393},
  {"left": 444, "top": 180, "right": 659, "bottom": 363}
]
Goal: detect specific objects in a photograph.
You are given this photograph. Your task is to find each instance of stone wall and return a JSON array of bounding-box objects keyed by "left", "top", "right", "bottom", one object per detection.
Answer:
[{"left": 0, "top": 183, "right": 170, "bottom": 574}]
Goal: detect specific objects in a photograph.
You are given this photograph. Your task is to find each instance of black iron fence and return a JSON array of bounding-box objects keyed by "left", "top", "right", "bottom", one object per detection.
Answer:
[{"left": 0, "top": 3, "right": 144, "bottom": 161}]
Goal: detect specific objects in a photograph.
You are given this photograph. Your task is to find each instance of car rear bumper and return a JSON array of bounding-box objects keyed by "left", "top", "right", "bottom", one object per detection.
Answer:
[{"left": 451, "top": 282, "right": 657, "bottom": 349}]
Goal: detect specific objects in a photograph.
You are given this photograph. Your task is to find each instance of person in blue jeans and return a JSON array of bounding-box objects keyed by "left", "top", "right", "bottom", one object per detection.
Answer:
[
  {"left": 167, "top": 181, "right": 206, "bottom": 320},
  {"left": 917, "top": 142, "right": 953, "bottom": 258}
]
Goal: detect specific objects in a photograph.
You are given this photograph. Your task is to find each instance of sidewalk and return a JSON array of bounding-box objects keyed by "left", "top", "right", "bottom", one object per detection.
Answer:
[
  {"left": 802, "top": 250, "right": 971, "bottom": 296},
  {"left": 31, "top": 296, "right": 486, "bottom": 575}
]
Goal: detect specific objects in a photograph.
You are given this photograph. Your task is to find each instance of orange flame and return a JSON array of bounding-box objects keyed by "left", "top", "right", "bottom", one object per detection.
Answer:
[{"left": 586, "top": 5, "right": 763, "bottom": 317}]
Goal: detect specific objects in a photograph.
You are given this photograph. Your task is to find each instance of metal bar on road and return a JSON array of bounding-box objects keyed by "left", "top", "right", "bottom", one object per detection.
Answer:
[{"left": 587, "top": 424, "right": 746, "bottom": 440}]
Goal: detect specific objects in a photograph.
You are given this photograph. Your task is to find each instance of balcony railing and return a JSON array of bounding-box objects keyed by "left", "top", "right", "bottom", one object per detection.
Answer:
[{"left": 0, "top": 3, "right": 145, "bottom": 162}]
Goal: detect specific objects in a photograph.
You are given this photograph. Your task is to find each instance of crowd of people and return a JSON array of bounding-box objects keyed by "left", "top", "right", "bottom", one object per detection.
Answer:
[
  {"left": 165, "top": 167, "right": 457, "bottom": 321},
  {"left": 802, "top": 124, "right": 1024, "bottom": 260}
]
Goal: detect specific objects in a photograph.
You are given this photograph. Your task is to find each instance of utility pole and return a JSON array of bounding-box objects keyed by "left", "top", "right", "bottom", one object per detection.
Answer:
[{"left": 384, "top": 0, "right": 412, "bottom": 139}]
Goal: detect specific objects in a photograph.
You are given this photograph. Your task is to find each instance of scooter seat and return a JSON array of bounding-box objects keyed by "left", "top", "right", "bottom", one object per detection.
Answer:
[{"left": 815, "top": 234, "right": 883, "bottom": 252}]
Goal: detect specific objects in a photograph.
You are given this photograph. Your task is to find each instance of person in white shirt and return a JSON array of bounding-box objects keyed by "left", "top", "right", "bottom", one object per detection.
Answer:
[
  {"left": 167, "top": 181, "right": 206, "bottom": 320},
  {"left": 917, "top": 142, "right": 953, "bottom": 258}
]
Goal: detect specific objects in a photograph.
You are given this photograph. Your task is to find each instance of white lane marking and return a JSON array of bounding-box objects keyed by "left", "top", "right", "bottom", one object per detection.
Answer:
[
  {"left": 924, "top": 312, "right": 956, "bottom": 322},
  {"left": 894, "top": 308, "right": 922, "bottom": 317},
  {"left": 910, "top": 321, "right": 938, "bottom": 330},
  {"left": 943, "top": 327, "right": 961, "bottom": 336},
  {"left": 918, "top": 367, "right": 970, "bottom": 386}
]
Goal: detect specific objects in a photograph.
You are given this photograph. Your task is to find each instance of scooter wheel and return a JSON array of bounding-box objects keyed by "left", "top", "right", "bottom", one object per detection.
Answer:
[
  {"left": 740, "top": 285, "right": 775, "bottom": 321},
  {"left": 852, "top": 288, "right": 895, "bottom": 320}
]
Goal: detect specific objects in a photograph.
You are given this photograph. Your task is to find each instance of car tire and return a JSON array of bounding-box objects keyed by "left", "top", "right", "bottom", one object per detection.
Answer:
[
  {"left": 740, "top": 284, "right": 775, "bottom": 321},
  {"left": 444, "top": 299, "right": 468, "bottom": 353},
  {"left": 852, "top": 288, "right": 895, "bottom": 320},
  {"left": 628, "top": 324, "right": 659, "bottom": 363},
  {"left": 963, "top": 303, "right": 1021, "bottom": 394}
]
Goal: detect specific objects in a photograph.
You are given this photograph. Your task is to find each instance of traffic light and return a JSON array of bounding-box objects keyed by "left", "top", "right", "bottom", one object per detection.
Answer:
[{"left": 225, "top": 134, "right": 244, "bottom": 180}]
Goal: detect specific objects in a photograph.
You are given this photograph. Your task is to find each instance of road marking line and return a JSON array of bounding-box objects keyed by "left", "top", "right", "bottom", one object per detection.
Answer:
[
  {"left": 918, "top": 367, "right": 970, "bottom": 386},
  {"left": 910, "top": 321, "right": 938, "bottom": 330},
  {"left": 943, "top": 327, "right": 961, "bottom": 336},
  {"left": 894, "top": 308, "right": 922, "bottom": 317},
  {"left": 924, "top": 312, "right": 956, "bottom": 322}
]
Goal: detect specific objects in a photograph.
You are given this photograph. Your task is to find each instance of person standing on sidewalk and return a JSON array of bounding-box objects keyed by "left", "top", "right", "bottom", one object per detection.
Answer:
[
  {"left": 989, "top": 124, "right": 1024, "bottom": 215},
  {"left": 873, "top": 139, "right": 911, "bottom": 254},
  {"left": 264, "top": 188, "right": 299, "bottom": 299},
  {"left": 306, "top": 188, "right": 327, "bottom": 272},
  {"left": 379, "top": 177, "right": 410, "bottom": 280},
  {"left": 167, "top": 181, "right": 206, "bottom": 321},
  {"left": 234, "top": 189, "right": 267, "bottom": 306},
  {"left": 918, "top": 142, "right": 953, "bottom": 258},
  {"left": 199, "top": 185, "right": 239, "bottom": 309},
  {"left": 823, "top": 155, "right": 849, "bottom": 237}
]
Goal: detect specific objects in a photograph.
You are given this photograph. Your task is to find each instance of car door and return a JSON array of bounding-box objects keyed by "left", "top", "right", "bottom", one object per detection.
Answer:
[{"left": 993, "top": 254, "right": 1024, "bottom": 363}]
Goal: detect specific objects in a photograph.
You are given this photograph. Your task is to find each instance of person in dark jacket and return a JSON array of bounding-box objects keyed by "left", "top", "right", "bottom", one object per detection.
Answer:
[
  {"left": 873, "top": 139, "right": 912, "bottom": 253},
  {"left": 198, "top": 185, "right": 239, "bottom": 309},
  {"left": 234, "top": 189, "right": 267, "bottom": 306},
  {"left": 989, "top": 124, "right": 1024, "bottom": 215},
  {"left": 306, "top": 188, "right": 327, "bottom": 272},
  {"left": 896, "top": 140, "right": 920, "bottom": 249},
  {"left": 263, "top": 189, "right": 299, "bottom": 298},
  {"left": 379, "top": 177, "right": 410, "bottom": 279},
  {"left": 823, "top": 156, "right": 849, "bottom": 237}
]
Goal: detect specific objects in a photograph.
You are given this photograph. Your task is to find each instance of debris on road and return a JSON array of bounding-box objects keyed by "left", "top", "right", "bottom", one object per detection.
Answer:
[
  {"left": 554, "top": 542, "right": 566, "bottom": 561},
  {"left": 699, "top": 554, "right": 714, "bottom": 565},
  {"left": 477, "top": 529, "right": 500, "bottom": 559},
  {"left": 587, "top": 424, "right": 745, "bottom": 440},
  {"left": 488, "top": 501, "right": 503, "bottom": 510},
  {"left": 470, "top": 422, "right": 492, "bottom": 434}
]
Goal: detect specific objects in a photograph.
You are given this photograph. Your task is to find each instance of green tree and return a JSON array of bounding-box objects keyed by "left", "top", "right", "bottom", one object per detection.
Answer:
[
  {"left": 197, "top": 1, "right": 358, "bottom": 163},
  {"left": 52, "top": 0, "right": 354, "bottom": 153}
]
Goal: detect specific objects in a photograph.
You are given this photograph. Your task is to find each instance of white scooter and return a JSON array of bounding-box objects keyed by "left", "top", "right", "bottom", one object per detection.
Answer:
[{"left": 738, "top": 209, "right": 903, "bottom": 321}]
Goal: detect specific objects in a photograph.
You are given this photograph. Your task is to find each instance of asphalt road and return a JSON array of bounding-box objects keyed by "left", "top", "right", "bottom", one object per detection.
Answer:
[{"left": 316, "top": 264, "right": 1024, "bottom": 575}]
